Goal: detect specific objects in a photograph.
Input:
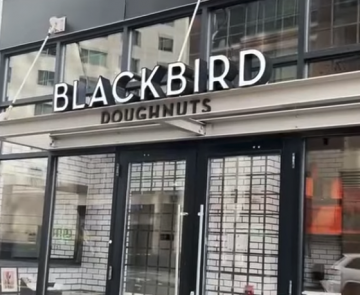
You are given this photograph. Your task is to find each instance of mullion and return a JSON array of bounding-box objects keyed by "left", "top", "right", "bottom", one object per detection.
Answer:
[
  {"left": 142, "top": 162, "right": 154, "bottom": 295},
  {"left": 261, "top": 156, "right": 269, "bottom": 295},
  {"left": 246, "top": 156, "right": 254, "bottom": 286},
  {"left": 216, "top": 158, "right": 225, "bottom": 294}
]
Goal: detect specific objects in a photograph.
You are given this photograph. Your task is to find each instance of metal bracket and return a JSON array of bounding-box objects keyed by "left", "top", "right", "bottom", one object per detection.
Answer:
[{"left": 162, "top": 119, "right": 206, "bottom": 135}]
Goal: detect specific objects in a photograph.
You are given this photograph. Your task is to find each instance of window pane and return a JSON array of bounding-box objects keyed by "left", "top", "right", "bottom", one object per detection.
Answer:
[
  {"left": 309, "top": 0, "right": 360, "bottom": 50},
  {"left": 308, "top": 55, "right": 360, "bottom": 77},
  {"left": 211, "top": 0, "right": 299, "bottom": 60},
  {"left": 47, "top": 154, "right": 115, "bottom": 293},
  {"left": 0, "top": 158, "right": 47, "bottom": 274},
  {"left": 304, "top": 136, "right": 360, "bottom": 294},
  {"left": 270, "top": 65, "right": 297, "bottom": 82},
  {"left": 6, "top": 46, "right": 57, "bottom": 100},
  {"left": 130, "top": 16, "right": 201, "bottom": 71},
  {"left": 64, "top": 33, "right": 122, "bottom": 93}
]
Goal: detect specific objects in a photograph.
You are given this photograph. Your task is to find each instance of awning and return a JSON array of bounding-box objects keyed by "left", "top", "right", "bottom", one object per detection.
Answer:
[{"left": 2, "top": 71, "right": 360, "bottom": 151}]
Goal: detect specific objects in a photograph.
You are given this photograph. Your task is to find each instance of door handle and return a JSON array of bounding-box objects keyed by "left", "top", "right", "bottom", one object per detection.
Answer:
[
  {"left": 175, "top": 205, "right": 188, "bottom": 295},
  {"left": 195, "top": 204, "right": 205, "bottom": 295}
]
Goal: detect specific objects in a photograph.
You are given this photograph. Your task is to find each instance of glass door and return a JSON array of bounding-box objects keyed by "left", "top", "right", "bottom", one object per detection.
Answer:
[
  {"left": 202, "top": 154, "right": 281, "bottom": 295},
  {"left": 111, "top": 149, "right": 199, "bottom": 295}
]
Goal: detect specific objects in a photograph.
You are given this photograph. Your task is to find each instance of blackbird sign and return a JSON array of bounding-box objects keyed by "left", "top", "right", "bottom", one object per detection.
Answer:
[{"left": 52, "top": 49, "right": 272, "bottom": 124}]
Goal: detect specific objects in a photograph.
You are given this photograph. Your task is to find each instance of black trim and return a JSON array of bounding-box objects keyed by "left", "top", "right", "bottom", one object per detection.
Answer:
[
  {"left": 297, "top": 0, "right": 306, "bottom": 79},
  {"left": 36, "top": 155, "right": 58, "bottom": 295},
  {"left": 0, "top": 151, "right": 48, "bottom": 160}
]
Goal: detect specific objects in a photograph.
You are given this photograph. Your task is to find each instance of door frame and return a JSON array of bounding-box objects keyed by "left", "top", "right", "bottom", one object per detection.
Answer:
[
  {"left": 107, "top": 146, "right": 199, "bottom": 295},
  {"left": 106, "top": 136, "right": 305, "bottom": 295}
]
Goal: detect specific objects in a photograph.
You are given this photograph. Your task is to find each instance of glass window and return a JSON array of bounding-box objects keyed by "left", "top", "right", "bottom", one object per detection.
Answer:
[
  {"left": 309, "top": 55, "right": 360, "bottom": 77},
  {"left": 270, "top": 65, "right": 297, "bottom": 82},
  {"left": 63, "top": 33, "right": 122, "bottom": 93},
  {"left": 130, "top": 16, "right": 201, "bottom": 71},
  {"left": 304, "top": 136, "right": 360, "bottom": 294},
  {"left": 133, "top": 30, "right": 142, "bottom": 47},
  {"left": 37, "top": 70, "right": 55, "bottom": 86},
  {"left": 47, "top": 154, "right": 115, "bottom": 293},
  {"left": 158, "top": 36, "right": 174, "bottom": 52},
  {"left": 0, "top": 158, "right": 47, "bottom": 269},
  {"left": 211, "top": 0, "right": 298, "bottom": 61},
  {"left": 309, "top": 0, "right": 360, "bottom": 50},
  {"left": 6, "top": 46, "right": 57, "bottom": 100}
]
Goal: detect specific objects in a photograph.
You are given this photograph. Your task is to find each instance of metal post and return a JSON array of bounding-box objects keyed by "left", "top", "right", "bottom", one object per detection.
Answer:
[{"left": 36, "top": 155, "right": 58, "bottom": 295}]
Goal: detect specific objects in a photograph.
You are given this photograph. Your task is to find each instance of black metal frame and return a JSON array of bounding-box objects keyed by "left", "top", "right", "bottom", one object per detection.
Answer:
[{"left": 0, "top": 0, "right": 329, "bottom": 112}]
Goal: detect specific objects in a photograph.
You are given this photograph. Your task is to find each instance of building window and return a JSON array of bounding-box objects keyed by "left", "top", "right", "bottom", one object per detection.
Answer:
[
  {"left": 7, "top": 67, "right": 11, "bottom": 83},
  {"left": 158, "top": 36, "right": 174, "bottom": 52},
  {"left": 37, "top": 70, "right": 55, "bottom": 86},
  {"left": 211, "top": 0, "right": 299, "bottom": 60},
  {"left": 133, "top": 30, "right": 141, "bottom": 47},
  {"left": 46, "top": 154, "right": 115, "bottom": 290},
  {"left": 6, "top": 48, "right": 57, "bottom": 100},
  {"left": 41, "top": 47, "right": 57, "bottom": 56},
  {"left": 129, "top": 17, "right": 200, "bottom": 71},
  {"left": 309, "top": 0, "right": 360, "bottom": 50},
  {"left": 130, "top": 58, "right": 140, "bottom": 73},
  {"left": 304, "top": 136, "right": 360, "bottom": 294},
  {"left": 34, "top": 103, "right": 53, "bottom": 116},
  {"left": 0, "top": 158, "right": 47, "bottom": 263},
  {"left": 309, "top": 55, "right": 360, "bottom": 77},
  {"left": 63, "top": 34, "right": 122, "bottom": 91},
  {"left": 80, "top": 48, "right": 107, "bottom": 67}
]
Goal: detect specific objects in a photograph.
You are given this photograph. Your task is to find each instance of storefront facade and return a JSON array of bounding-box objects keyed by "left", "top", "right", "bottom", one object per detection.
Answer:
[{"left": 1, "top": 1, "right": 360, "bottom": 295}]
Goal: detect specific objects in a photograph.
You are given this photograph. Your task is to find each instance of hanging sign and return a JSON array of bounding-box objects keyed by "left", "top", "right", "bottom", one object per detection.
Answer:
[{"left": 52, "top": 49, "right": 272, "bottom": 124}]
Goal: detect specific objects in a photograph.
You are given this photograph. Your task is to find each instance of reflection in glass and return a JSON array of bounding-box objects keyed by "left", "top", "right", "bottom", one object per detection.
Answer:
[
  {"left": 122, "top": 161, "right": 186, "bottom": 295},
  {"left": 6, "top": 46, "right": 57, "bottom": 100},
  {"left": 204, "top": 155, "right": 280, "bottom": 295},
  {"left": 0, "top": 158, "right": 47, "bottom": 276},
  {"left": 270, "top": 65, "right": 297, "bottom": 83},
  {"left": 130, "top": 17, "right": 201, "bottom": 72},
  {"left": 211, "top": 0, "right": 298, "bottom": 61},
  {"left": 309, "top": 0, "right": 360, "bottom": 50},
  {"left": 304, "top": 137, "right": 360, "bottom": 294},
  {"left": 309, "top": 56, "right": 360, "bottom": 77},
  {"left": 47, "top": 154, "right": 115, "bottom": 293},
  {"left": 64, "top": 34, "right": 122, "bottom": 93}
]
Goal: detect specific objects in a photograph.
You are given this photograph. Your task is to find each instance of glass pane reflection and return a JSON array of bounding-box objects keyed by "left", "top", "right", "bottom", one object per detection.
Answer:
[
  {"left": 304, "top": 136, "right": 360, "bottom": 294},
  {"left": 122, "top": 161, "right": 186, "bottom": 295},
  {"left": 63, "top": 34, "right": 122, "bottom": 93},
  {"left": 211, "top": 0, "right": 298, "bottom": 61}
]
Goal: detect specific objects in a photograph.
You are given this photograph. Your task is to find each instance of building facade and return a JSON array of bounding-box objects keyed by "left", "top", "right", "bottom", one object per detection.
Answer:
[{"left": 0, "top": 0, "right": 360, "bottom": 295}]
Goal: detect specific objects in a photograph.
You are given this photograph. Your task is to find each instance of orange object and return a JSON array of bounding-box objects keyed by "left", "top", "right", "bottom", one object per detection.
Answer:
[
  {"left": 308, "top": 205, "right": 342, "bottom": 235},
  {"left": 331, "top": 178, "right": 343, "bottom": 199},
  {"left": 306, "top": 177, "right": 313, "bottom": 198}
]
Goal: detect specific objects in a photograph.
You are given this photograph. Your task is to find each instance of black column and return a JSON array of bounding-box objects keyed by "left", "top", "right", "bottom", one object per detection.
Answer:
[{"left": 36, "top": 155, "right": 58, "bottom": 295}]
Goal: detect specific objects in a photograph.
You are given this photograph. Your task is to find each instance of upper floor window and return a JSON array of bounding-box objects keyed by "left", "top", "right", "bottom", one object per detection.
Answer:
[
  {"left": 309, "top": 0, "right": 360, "bottom": 50},
  {"left": 79, "top": 75, "right": 98, "bottom": 92},
  {"left": 129, "top": 16, "right": 201, "bottom": 72},
  {"left": 63, "top": 33, "right": 122, "bottom": 93},
  {"left": 5, "top": 47, "right": 57, "bottom": 100},
  {"left": 37, "top": 70, "right": 55, "bottom": 86},
  {"left": 80, "top": 48, "right": 107, "bottom": 67},
  {"left": 211, "top": 0, "right": 299, "bottom": 60},
  {"left": 41, "top": 47, "right": 57, "bottom": 56},
  {"left": 133, "top": 30, "right": 141, "bottom": 47},
  {"left": 158, "top": 36, "right": 174, "bottom": 52}
]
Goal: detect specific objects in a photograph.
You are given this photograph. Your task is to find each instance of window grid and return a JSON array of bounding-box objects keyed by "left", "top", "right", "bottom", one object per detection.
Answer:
[
  {"left": 4, "top": 1, "right": 360, "bottom": 105},
  {"left": 37, "top": 70, "right": 55, "bottom": 86}
]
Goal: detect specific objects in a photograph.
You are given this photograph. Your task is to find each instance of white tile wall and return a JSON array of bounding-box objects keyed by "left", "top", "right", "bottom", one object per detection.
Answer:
[
  {"left": 304, "top": 150, "right": 343, "bottom": 290},
  {"left": 0, "top": 153, "right": 115, "bottom": 293},
  {"left": 205, "top": 155, "right": 280, "bottom": 295}
]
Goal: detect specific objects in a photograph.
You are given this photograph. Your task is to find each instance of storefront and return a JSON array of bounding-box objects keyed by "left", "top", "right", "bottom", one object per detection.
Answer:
[{"left": 1, "top": 0, "right": 360, "bottom": 295}]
